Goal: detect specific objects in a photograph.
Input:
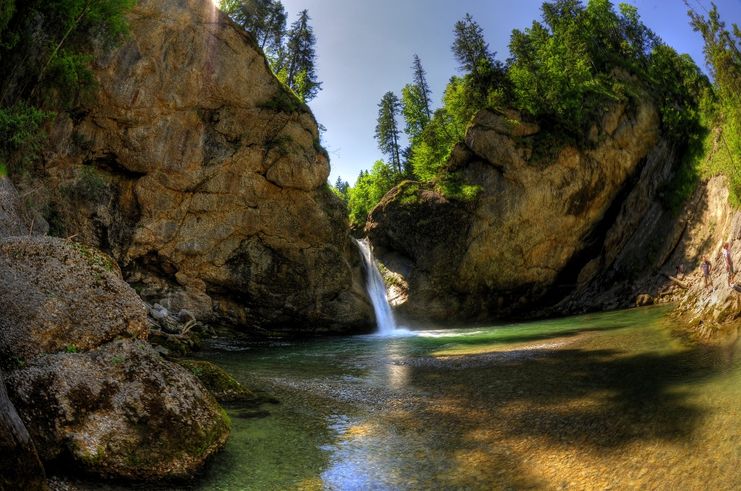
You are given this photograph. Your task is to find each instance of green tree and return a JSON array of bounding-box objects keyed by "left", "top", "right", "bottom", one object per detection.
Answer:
[
  {"left": 412, "top": 54, "right": 432, "bottom": 120},
  {"left": 220, "top": 0, "right": 287, "bottom": 58},
  {"left": 347, "top": 161, "right": 399, "bottom": 226},
  {"left": 452, "top": 13, "right": 494, "bottom": 75},
  {"left": 401, "top": 55, "right": 433, "bottom": 143},
  {"left": 375, "top": 91, "right": 403, "bottom": 173},
  {"left": 686, "top": 1, "right": 741, "bottom": 203},
  {"left": 687, "top": 1, "right": 740, "bottom": 111},
  {"left": 278, "top": 9, "right": 321, "bottom": 102},
  {"left": 331, "top": 176, "right": 350, "bottom": 204}
]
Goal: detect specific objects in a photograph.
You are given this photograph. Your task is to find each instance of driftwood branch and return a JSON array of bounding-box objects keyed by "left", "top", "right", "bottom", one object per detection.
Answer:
[{"left": 662, "top": 273, "right": 689, "bottom": 289}]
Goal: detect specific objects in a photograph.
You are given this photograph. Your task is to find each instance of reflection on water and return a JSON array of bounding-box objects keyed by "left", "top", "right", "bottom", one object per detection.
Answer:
[{"left": 194, "top": 306, "right": 740, "bottom": 490}]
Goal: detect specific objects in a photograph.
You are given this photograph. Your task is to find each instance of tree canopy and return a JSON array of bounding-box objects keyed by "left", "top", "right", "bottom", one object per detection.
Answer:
[
  {"left": 344, "top": 0, "right": 713, "bottom": 228},
  {"left": 222, "top": 1, "right": 322, "bottom": 102}
]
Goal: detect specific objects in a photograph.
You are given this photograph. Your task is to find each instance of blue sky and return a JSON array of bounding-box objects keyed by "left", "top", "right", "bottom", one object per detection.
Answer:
[{"left": 276, "top": 0, "right": 741, "bottom": 185}]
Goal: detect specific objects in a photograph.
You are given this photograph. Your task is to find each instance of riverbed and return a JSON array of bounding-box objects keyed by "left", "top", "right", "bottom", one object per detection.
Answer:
[{"left": 191, "top": 306, "right": 740, "bottom": 490}]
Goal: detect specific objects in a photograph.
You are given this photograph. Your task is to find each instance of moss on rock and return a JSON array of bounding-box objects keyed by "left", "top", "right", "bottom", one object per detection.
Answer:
[{"left": 176, "top": 359, "right": 258, "bottom": 403}]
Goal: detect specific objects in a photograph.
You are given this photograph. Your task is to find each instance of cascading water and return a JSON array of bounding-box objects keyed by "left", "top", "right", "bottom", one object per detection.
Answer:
[{"left": 355, "top": 238, "right": 397, "bottom": 335}]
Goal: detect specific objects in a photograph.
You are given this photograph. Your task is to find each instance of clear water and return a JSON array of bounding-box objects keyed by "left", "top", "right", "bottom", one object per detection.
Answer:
[{"left": 191, "top": 306, "right": 740, "bottom": 490}]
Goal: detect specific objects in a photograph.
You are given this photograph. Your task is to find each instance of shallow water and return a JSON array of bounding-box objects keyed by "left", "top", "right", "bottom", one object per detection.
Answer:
[{"left": 193, "top": 306, "right": 740, "bottom": 490}]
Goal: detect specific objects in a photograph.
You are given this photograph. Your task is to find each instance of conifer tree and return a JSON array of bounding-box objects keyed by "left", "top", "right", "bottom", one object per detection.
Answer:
[
  {"left": 452, "top": 13, "right": 494, "bottom": 74},
  {"left": 402, "top": 55, "right": 433, "bottom": 142},
  {"left": 412, "top": 54, "right": 432, "bottom": 119},
  {"left": 220, "top": 0, "right": 287, "bottom": 58},
  {"left": 281, "top": 9, "right": 321, "bottom": 101},
  {"left": 375, "top": 91, "right": 403, "bottom": 173}
]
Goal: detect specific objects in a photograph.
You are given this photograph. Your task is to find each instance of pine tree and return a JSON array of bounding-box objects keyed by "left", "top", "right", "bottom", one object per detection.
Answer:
[
  {"left": 412, "top": 54, "right": 432, "bottom": 119},
  {"left": 375, "top": 91, "right": 402, "bottom": 173},
  {"left": 452, "top": 13, "right": 494, "bottom": 74},
  {"left": 282, "top": 9, "right": 322, "bottom": 101},
  {"left": 401, "top": 55, "right": 433, "bottom": 143},
  {"left": 220, "top": 0, "right": 287, "bottom": 59},
  {"left": 334, "top": 176, "right": 349, "bottom": 199}
]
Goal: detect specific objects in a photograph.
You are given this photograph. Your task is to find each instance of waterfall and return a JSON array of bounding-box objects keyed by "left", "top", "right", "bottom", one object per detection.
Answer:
[{"left": 355, "top": 238, "right": 397, "bottom": 335}]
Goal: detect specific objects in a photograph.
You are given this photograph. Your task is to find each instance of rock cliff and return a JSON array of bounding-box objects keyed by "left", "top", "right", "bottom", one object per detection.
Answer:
[
  {"left": 33, "top": 0, "right": 371, "bottom": 334},
  {"left": 367, "top": 98, "right": 664, "bottom": 322}
]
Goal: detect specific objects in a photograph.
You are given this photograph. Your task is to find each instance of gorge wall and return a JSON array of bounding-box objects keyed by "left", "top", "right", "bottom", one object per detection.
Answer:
[
  {"left": 367, "top": 96, "right": 664, "bottom": 321},
  {"left": 368, "top": 93, "right": 741, "bottom": 334},
  {"left": 29, "top": 0, "right": 371, "bottom": 334}
]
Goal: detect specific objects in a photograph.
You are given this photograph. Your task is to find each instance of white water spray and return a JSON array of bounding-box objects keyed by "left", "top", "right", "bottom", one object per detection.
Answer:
[{"left": 355, "top": 238, "right": 397, "bottom": 335}]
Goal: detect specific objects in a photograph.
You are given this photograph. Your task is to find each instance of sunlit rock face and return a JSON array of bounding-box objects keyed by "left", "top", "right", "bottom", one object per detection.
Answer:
[
  {"left": 40, "top": 0, "right": 372, "bottom": 334},
  {"left": 367, "top": 99, "right": 664, "bottom": 322}
]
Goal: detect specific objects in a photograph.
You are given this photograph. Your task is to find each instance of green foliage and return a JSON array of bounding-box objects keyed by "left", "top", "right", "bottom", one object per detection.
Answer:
[
  {"left": 506, "top": 0, "right": 707, "bottom": 146},
  {"left": 0, "top": 0, "right": 135, "bottom": 105},
  {"left": 684, "top": 2, "right": 741, "bottom": 206},
  {"left": 347, "top": 161, "right": 402, "bottom": 227},
  {"left": 220, "top": 0, "right": 287, "bottom": 57},
  {"left": 0, "top": 0, "right": 133, "bottom": 176},
  {"left": 0, "top": 102, "right": 52, "bottom": 175},
  {"left": 65, "top": 344, "right": 78, "bottom": 353},
  {"left": 436, "top": 173, "right": 481, "bottom": 202},
  {"left": 452, "top": 13, "right": 494, "bottom": 75},
  {"left": 401, "top": 83, "right": 429, "bottom": 143},
  {"left": 330, "top": 176, "right": 349, "bottom": 204},
  {"left": 409, "top": 107, "right": 460, "bottom": 182}
]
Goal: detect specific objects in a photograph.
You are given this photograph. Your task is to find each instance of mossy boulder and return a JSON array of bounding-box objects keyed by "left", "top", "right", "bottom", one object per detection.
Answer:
[
  {"left": 6, "top": 340, "right": 230, "bottom": 480},
  {"left": 176, "top": 359, "right": 258, "bottom": 403}
]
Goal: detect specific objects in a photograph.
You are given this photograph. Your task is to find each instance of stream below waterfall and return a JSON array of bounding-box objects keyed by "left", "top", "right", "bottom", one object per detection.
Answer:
[{"left": 184, "top": 306, "right": 740, "bottom": 490}]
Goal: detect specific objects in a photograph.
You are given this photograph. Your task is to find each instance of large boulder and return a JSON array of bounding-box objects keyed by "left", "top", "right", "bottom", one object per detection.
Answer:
[
  {"left": 0, "top": 235, "right": 230, "bottom": 479},
  {"left": 33, "top": 0, "right": 371, "bottom": 334},
  {"left": 0, "top": 373, "right": 46, "bottom": 491},
  {"left": 367, "top": 99, "right": 661, "bottom": 321},
  {"left": 0, "top": 236, "right": 147, "bottom": 366},
  {"left": 6, "top": 340, "right": 229, "bottom": 480}
]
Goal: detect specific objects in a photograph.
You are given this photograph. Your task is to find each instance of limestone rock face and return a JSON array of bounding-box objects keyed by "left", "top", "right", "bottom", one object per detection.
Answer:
[
  {"left": 7, "top": 340, "right": 229, "bottom": 480},
  {"left": 367, "top": 100, "right": 661, "bottom": 321},
  {"left": 659, "top": 176, "right": 741, "bottom": 337},
  {"left": 40, "top": 0, "right": 371, "bottom": 333}
]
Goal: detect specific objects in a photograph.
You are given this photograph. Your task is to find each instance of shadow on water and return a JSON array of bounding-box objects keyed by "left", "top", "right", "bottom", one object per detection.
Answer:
[{"left": 381, "top": 341, "right": 738, "bottom": 488}]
